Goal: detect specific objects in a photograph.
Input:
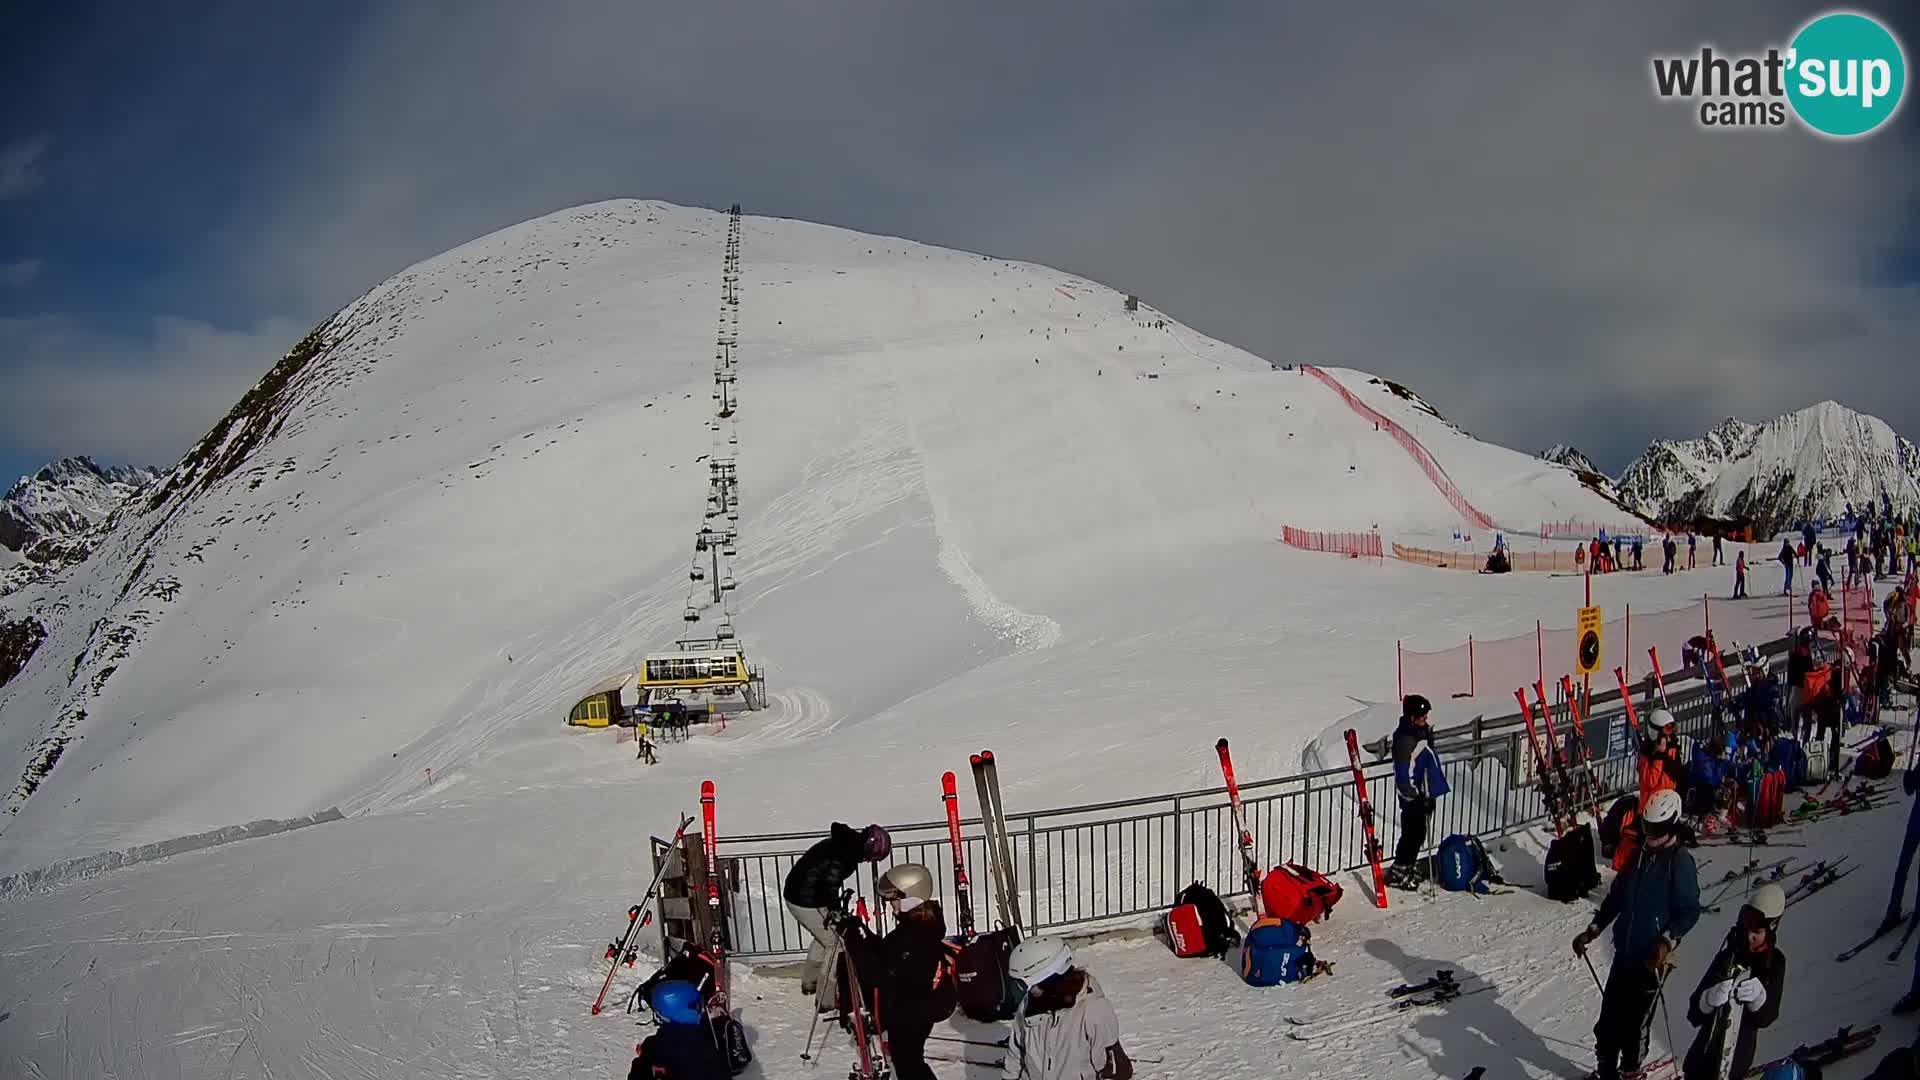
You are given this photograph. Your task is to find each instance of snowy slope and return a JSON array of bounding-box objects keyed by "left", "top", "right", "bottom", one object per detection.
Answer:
[
  {"left": 1619, "top": 404, "right": 1920, "bottom": 531},
  {"left": 1307, "top": 367, "right": 1638, "bottom": 538},
  {"left": 0, "top": 199, "right": 1910, "bottom": 1079},
  {"left": 0, "top": 199, "right": 1621, "bottom": 874}
]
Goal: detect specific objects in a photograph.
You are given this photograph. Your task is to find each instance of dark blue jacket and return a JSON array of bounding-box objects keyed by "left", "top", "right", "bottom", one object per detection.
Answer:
[
  {"left": 1689, "top": 748, "right": 1730, "bottom": 792},
  {"left": 1591, "top": 840, "right": 1701, "bottom": 965},
  {"left": 783, "top": 822, "right": 866, "bottom": 907},
  {"left": 630, "top": 1021, "right": 731, "bottom": 1080},
  {"left": 1391, "top": 720, "right": 1450, "bottom": 804}
]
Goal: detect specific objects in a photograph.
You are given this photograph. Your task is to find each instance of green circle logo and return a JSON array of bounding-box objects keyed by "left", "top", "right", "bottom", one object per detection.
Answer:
[{"left": 1786, "top": 11, "right": 1907, "bottom": 137}]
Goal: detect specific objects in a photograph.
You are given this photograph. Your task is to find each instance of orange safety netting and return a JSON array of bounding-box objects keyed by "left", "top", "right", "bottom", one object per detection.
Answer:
[
  {"left": 1538, "top": 519, "right": 1652, "bottom": 541},
  {"left": 1298, "top": 365, "right": 1496, "bottom": 531},
  {"left": 1281, "top": 526, "right": 1383, "bottom": 561},
  {"left": 1392, "top": 543, "right": 1585, "bottom": 573}
]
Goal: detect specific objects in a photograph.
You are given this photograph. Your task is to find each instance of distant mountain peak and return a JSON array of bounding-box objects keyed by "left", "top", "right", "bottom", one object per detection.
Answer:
[
  {"left": 1616, "top": 401, "right": 1920, "bottom": 532},
  {"left": 0, "top": 456, "right": 165, "bottom": 557},
  {"left": 1540, "top": 444, "right": 1599, "bottom": 475}
]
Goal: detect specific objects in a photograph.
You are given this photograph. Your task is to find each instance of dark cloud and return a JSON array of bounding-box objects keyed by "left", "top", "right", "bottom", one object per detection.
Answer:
[{"left": 6, "top": 2, "right": 1917, "bottom": 473}]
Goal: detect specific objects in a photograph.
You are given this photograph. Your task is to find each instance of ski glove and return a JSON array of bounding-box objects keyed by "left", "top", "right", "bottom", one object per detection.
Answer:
[
  {"left": 1733, "top": 976, "right": 1767, "bottom": 1010},
  {"left": 1701, "top": 979, "right": 1735, "bottom": 1010},
  {"left": 1573, "top": 927, "right": 1599, "bottom": 956}
]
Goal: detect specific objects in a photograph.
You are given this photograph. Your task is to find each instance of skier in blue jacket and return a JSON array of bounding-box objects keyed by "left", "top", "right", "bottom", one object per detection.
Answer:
[
  {"left": 1387, "top": 694, "right": 1450, "bottom": 889},
  {"left": 1575, "top": 788, "right": 1702, "bottom": 1080}
]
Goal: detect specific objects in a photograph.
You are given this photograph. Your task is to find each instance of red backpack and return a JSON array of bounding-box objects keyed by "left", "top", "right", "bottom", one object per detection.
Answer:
[{"left": 1261, "top": 862, "right": 1343, "bottom": 924}]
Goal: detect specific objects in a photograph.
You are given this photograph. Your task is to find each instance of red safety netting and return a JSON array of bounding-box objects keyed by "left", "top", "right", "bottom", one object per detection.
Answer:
[
  {"left": 1396, "top": 591, "right": 1800, "bottom": 701},
  {"left": 1298, "top": 365, "right": 1496, "bottom": 531},
  {"left": 1839, "top": 579, "right": 1876, "bottom": 692},
  {"left": 1281, "top": 526, "right": 1384, "bottom": 561}
]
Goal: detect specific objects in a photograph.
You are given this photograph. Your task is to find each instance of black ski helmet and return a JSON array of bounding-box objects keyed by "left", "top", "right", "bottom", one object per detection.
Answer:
[{"left": 1403, "top": 694, "right": 1432, "bottom": 720}]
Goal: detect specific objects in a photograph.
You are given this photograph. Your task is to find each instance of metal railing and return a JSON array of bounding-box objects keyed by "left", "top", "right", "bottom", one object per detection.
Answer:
[{"left": 677, "top": 641, "right": 1812, "bottom": 960}]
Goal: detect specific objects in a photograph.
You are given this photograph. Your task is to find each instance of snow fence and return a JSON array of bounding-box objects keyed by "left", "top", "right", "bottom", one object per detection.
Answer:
[
  {"left": 1297, "top": 365, "right": 1496, "bottom": 532},
  {"left": 1280, "top": 526, "right": 1384, "bottom": 561},
  {"left": 681, "top": 647, "right": 1807, "bottom": 961}
]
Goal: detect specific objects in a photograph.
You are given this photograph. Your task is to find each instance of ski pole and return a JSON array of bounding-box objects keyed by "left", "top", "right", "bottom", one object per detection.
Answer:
[
  {"left": 927, "top": 1034, "right": 1009, "bottom": 1048},
  {"left": 1582, "top": 953, "right": 1603, "bottom": 996}
]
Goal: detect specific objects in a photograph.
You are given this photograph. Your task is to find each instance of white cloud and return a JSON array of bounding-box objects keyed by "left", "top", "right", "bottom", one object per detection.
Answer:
[
  {"left": 0, "top": 135, "right": 48, "bottom": 200},
  {"left": 0, "top": 314, "right": 305, "bottom": 466},
  {"left": 0, "top": 258, "right": 44, "bottom": 286}
]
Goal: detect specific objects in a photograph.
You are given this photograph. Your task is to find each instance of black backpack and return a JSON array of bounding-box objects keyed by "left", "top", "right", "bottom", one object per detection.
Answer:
[
  {"left": 1175, "top": 881, "right": 1241, "bottom": 956},
  {"left": 1859, "top": 730, "right": 1896, "bottom": 780},
  {"left": 1545, "top": 823, "right": 1602, "bottom": 902},
  {"left": 1598, "top": 795, "right": 1637, "bottom": 860},
  {"left": 953, "top": 928, "right": 1024, "bottom": 1022}
]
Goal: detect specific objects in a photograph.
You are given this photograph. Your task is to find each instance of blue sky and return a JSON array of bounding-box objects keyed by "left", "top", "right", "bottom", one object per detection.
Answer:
[{"left": 3, "top": 2, "right": 1917, "bottom": 488}]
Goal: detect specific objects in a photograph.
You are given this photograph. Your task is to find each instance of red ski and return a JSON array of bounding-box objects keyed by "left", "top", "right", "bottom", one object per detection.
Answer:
[
  {"left": 590, "top": 812, "right": 694, "bottom": 1015},
  {"left": 1342, "top": 729, "right": 1389, "bottom": 910},
  {"left": 700, "top": 780, "right": 728, "bottom": 1008},
  {"left": 1648, "top": 646, "right": 1671, "bottom": 709},
  {"left": 1613, "top": 667, "right": 1641, "bottom": 735},
  {"left": 1515, "top": 688, "right": 1569, "bottom": 836},
  {"left": 941, "top": 770, "right": 976, "bottom": 940},
  {"left": 1214, "top": 739, "right": 1265, "bottom": 904}
]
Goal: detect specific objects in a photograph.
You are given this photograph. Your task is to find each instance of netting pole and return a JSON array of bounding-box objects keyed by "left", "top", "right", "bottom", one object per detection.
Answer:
[
  {"left": 1536, "top": 620, "right": 1544, "bottom": 686},
  {"left": 1397, "top": 640, "right": 1404, "bottom": 701},
  {"left": 1469, "top": 636, "right": 1476, "bottom": 698},
  {"left": 1624, "top": 603, "right": 1632, "bottom": 681},
  {"left": 1702, "top": 594, "right": 1710, "bottom": 638}
]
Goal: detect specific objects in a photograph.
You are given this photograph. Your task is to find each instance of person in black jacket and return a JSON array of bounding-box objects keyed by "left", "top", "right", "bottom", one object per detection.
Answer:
[
  {"left": 784, "top": 822, "right": 891, "bottom": 995},
  {"left": 1682, "top": 884, "right": 1787, "bottom": 1079},
  {"left": 875, "top": 864, "right": 956, "bottom": 1080},
  {"left": 630, "top": 980, "right": 730, "bottom": 1080}
]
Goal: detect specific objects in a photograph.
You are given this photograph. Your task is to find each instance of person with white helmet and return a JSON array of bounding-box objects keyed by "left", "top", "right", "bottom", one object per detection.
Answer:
[
  {"left": 1002, "top": 936, "right": 1133, "bottom": 1080},
  {"left": 1681, "top": 883, "right": 1787, "bottom": 1079},
  {"left": 874, "top": 864, "right": 954, "bottom": 1080},
  {"left": 1574, "top": 788, "right": 1702, "bottom": 1080}
]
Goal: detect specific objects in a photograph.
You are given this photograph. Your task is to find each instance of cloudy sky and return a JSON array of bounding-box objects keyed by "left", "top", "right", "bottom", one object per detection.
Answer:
[{"left": 2, "top": 2, "right": 1915, "bottom": 486}]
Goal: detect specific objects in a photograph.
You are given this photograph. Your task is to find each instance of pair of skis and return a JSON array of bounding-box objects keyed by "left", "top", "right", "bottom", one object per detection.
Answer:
[
  {"left": 590, "top": 812, "right": 697, "bottom": 1015},
  {"left": 1742, "top": 1024, "right": 1880, "bottom": 1076},
  {"left": 941, "top": 770, "right": 976, "bottom": 940},
  {"left": 1836, "top": 909, "right": 1920, "bottom": 962},
  {"left": 1283, "top": 972, "right": 1495, "bottom": 1040},
  {"left": 1215, "top": 739, "right": 1266, "bottom": 907},
  {"left": 969, "top": 750, "right": 1023, "bottom": 934},
  {"left": 1516, "top": 687, "right": 1575, "bottom": 835}
]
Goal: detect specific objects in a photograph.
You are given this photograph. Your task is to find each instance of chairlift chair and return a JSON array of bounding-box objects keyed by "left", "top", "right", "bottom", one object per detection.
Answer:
[
  {"left": 683, "top": 606, "right": 701, "bottom": 623},
  {"left": 721, "top": 576, "right": 737, "bottom": 592},
  {"left": 715, "top": 622, "right": 736, "bottom": 642},
  {"left": 690, "top": 566, "right": 706, "bottom": 582}
]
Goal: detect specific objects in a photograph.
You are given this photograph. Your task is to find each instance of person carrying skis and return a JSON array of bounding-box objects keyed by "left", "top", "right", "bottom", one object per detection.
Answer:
[
  {"left": 1574, "top": 789, "right": 1702, "bottom": 1080},
  {"left": 1002, "top": 937, "right": 1133, "bottom": 1080},
  {"left": 875, "top": 863, "right": 957, "bottom": 1080},
  {"left": 1388, "top": 694, "right": 1449, "bottom": 889},
  {"left": 1681, "top": 883, "right": 1787, "bottom": 1079},
  {"left": 629, "top": 980, "right": 732, "bottom": 1080},
  {"left": 783, "top": 822, "right": 892, "bottom": 995}
]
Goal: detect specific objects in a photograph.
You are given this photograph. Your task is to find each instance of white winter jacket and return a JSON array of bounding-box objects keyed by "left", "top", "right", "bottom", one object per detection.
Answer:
[{"left": 1002, "top": 972, "right": 1130, "bottom": 1080}]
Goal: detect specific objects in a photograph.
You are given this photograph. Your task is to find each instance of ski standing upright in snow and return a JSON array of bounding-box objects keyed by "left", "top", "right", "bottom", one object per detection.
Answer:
[
  {"left": 941, "top": 770, "right": 976, "bottom": 940},
  {"left": 591, "top": 811, "right": 695, "bottom": 1015},
  {"left": 1344, "top": 728, "right": 1390, "bottom": 909},
  {"left": 1215, "top": 738, "right": 1265, "bottom": 907},
  {"left": 700, "top": 781, "right": 729, "bottom": 1007}
]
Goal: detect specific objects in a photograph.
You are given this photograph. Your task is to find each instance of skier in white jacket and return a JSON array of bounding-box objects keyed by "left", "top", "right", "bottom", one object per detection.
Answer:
[{"left": 1003, "top": 938, "right": 1133, "bottom": 1080}]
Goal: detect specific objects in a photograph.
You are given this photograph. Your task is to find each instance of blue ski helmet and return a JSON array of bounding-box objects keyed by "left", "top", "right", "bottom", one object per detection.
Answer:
[
  {"left": 1760, "top": 1062, "right": 1804, "bottom": 1080},
  {"left": 649, "top": 979, "right": 705, "bottom": 1025}
]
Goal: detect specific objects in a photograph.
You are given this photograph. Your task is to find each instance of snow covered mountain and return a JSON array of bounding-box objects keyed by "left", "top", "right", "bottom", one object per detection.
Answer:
[
  {"left": 1538, "top": 444, "right": 1598, "bottom": 476},
  {"left": 0, "top": 456, "right": 163, "bottom": 557},
  {"left": 1616, "top": 404, "right": 1920, "bottom": 532},
  {"left": 0, "top": 199, "right": 1632, "bottom": 874}
]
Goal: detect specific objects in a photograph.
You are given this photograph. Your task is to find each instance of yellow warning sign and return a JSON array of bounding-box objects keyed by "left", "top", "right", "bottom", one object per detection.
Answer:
[{"left": 1577, "top": 605, "right": 1603, "bottom": 675}]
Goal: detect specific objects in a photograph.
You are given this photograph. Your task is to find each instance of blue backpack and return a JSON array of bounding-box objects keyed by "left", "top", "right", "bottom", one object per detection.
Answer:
[
  {"left": 1435, "top": 834, "right": 1499, "bottom": 894},
  {"left": 1240, "top": 918, "right": 1317, "bottom": 986}
]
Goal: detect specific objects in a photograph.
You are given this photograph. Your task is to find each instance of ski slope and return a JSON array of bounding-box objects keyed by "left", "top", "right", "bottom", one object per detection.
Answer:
[{"left": 1, "top": 200, "right": 1906, "bottom": 1078}]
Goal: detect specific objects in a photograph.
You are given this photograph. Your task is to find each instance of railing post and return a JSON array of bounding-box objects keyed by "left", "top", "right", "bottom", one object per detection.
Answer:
[
  {"left": 1026, "top": 814, "right": 1040, "bottom": 932},
  {"left": 1171, "top": 795, "right": 1183, "bottom": 895}
]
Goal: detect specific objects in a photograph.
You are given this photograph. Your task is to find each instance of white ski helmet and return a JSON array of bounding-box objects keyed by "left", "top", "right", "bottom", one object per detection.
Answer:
[
  {"left": 878, "top": 863, "right": 935, "bottom": 903},
  {"left": 1008, "top": 936, "right": 1075, "bottom": 986},
  {"left": 1746, "top": 883, "right": 1786, "bottom": 923},
  {"left": 1649, "top": 708, "right": 1677, "bottom": 732},
  {"left": 1642, "top": 788, "right": 1683, "bottom": 830}
]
